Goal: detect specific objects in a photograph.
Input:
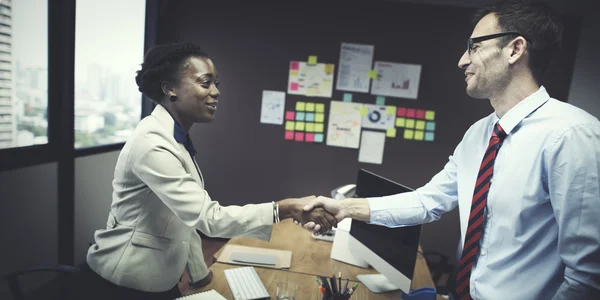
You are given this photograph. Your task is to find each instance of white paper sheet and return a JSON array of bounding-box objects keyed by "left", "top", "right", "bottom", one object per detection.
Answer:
[
  {"left": 336, "top": 43, "right": 374, "bottom": 93},
  {"left": 260, "top": 90, "right": 286, "bottom": 125},
  {"left": 326, "top": 101, "right": 363, "bottom": 149},
  {"left": 361, "top": 104, "right": 395, "bottom": 130},
  {"left": 288, "top": 61, "right": 334, "bottom": 98},
  {"left": 371, "top": 61, "right": 422, "bottom": 99},
  {"left": 358, "top": 130, "right": 386, "bottom": 165}
]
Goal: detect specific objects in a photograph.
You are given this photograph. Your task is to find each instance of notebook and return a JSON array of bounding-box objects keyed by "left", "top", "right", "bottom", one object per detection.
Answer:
[{"left": 174, "top": 289, "right": 226, "bottom": 300}]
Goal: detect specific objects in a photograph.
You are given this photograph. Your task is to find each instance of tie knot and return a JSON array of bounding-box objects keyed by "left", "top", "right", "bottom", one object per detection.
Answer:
[{"left": 493, "top": 122, "right": 507, "bottom": 139}]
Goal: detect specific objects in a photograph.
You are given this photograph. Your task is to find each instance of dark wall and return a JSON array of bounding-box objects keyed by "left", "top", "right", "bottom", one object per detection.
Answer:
[{"left": 157, "top": 0, "right": 581, "bottom": 262}]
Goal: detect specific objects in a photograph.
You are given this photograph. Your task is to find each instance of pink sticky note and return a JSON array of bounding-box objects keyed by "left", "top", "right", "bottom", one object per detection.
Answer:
[
  {"left": 406, "top": 108, "right": 416, "bottom": 118},
  {"left": 290, "top": 61, "right": 300, "bottom": 70},
  {"left": 397, "top": 107, "right": 406, "bottom": 117},
  {"left": 416, "top": 109, "right": 425, "bottom": 119},
  {"left": 285, "top": 111, "right": 295, "bottom": 120},
  {"left": 290, "top": 82, "right": 299, "bottom": 91},
  {"left": 305, "top": 133, "right": 315, "bottom": 142},
  {"left": 285, "top": 131, "right": 294, "bottom": 140},
  {"left": 294, "top": 132, "right": 304, "bottom": 141}
]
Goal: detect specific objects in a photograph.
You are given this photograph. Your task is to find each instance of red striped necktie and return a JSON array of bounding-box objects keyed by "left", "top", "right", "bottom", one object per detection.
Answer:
[{"left": 456, "top": 122, "right": 507, "bottom": 300}]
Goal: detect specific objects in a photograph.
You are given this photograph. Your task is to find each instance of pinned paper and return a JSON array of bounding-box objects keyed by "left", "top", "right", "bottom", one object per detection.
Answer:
[
  {"left": 425, "top": 121, "right": 436, "bottom": 131},
  {"left": 314, "top": 123, "right": 324, "bottom": 133},
  {"left": 386, "top": 106, "right": 396, "bottom": 115},
  {"left": 359, "top": 106, "right": 369, "bottom": 116},
  {"left": 416, "top": 109, "right": 426, "bottom": 119},
  {"left": 285, "top": 131, "right": 294, "bottom": 140},
  {"left": 368, "top": 69, "right": 378, "bottom": 79},
  {"left": 425, "top": 132, "right": 435, "bottom": 141},
  {"left": 405, "top": 119, "right": 416, "bottom": 129},
  {"left": 305, "top": 113, "right": 315, "bottom": 122},
  {"left": 290, "top": 82, "right": 299, "bottom": 91},
  {"left": 416, "top": 120, "right": 426, "bottom": 130},
  {"left": 285, "top": 121, "right": 295, "bottom": 131},
  {"left": 414, "top": 130, "right": 424, "bottom": 141},
  {"left": 425, "top": 110, "right": 436, "bottom": 120},
  {"left": 294, "top": 132, "right": 304, "bottom": 141},
  {"left": 305, "top": 123, "right": 315, "bottom": 132},
  {"left": 295, "top": 122, "right": 305, "bottom": 131},
  {"left": 296, "top": 101, "right": 306, "bottom": 111},
  {"left": 397, "top": 107, "right": 406, "bottom": 117},
  {"left": 308, "top": 56, "right": 318, "bottom": 65},
  {"left": 316, "top": 103, "right": 325, "bottom": 113},
  {"left": 285, "top": 111, "right": 295, "bottom": 121},
  {"left": 325, "top": 64, "right": 334, "bottom": 74},
  {"left": 386, "top": 128, "right": 397, "bottom": 138},
  {"left": 305, "top": 133, "right": 315, "bottom": 142},
  {"left": 376, "top": 96, "right": 386, "bottom": 105},
  {"left": 315, "top": 113, "right": 325, "bottom": 123},
  {"left": 295, "top": 112, "right": 306, "bottom": 121},
  {"left": 314, "top": 133, "right": 324, "bottom": 143},
  {"left": 343, "top": 93, "right": 353, "bottom": 102},
  {"left": 305, "top": 102, "right": 316, "bottom": 112},
  {"left": 404, "top": 129, "right": 415, "bottom": 140}
]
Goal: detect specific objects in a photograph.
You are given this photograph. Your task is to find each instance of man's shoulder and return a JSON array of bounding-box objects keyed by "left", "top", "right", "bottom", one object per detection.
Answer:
[{"left": 540, "top": 99, "right": 600, "bottom": 128}]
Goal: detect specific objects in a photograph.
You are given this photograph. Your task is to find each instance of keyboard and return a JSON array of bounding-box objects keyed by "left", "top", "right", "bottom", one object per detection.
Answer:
[{"left": 224, "top": 266, "right": 270, "bottom": 300}]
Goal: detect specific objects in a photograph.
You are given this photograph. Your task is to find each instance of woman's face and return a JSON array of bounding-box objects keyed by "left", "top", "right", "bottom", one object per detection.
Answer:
[{"left": 173, "top": 57, "right": 220, "bottom": 123}]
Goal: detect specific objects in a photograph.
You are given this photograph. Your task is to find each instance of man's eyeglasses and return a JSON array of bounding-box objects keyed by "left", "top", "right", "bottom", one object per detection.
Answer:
[{"left": 467, "top": 32, "right": 525, "bottom": 54}]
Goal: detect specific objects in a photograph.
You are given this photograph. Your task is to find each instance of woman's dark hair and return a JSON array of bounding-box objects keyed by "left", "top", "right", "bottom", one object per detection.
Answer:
[
  {"left": 473, "top": 0, "right": 563, "bottom": 84},
  {"left": 135, "top": 42, "right": 209, "bottom": 102}
]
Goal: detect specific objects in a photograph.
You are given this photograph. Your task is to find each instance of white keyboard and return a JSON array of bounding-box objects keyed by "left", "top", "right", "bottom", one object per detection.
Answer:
[{"left": 224, "top": 266, "right": 270, "bottom": 300}]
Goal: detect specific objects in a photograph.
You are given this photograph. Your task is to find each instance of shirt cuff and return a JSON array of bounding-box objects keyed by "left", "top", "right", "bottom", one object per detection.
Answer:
[{"left": 367, "top": 197, "right": 395, "bottom": 226}]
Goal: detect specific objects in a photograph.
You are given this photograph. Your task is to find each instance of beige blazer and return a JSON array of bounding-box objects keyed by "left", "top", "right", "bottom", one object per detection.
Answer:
[{"left": 86, "top": 104, "right": 273, "bottom": 292}]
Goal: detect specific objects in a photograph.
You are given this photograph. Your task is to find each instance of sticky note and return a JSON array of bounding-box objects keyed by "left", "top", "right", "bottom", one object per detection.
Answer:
[
  {"left": 416, "top": 120, "right": 426, "bottom": 130},
  {"left": 425, "top": 132, "right": 435, "bottom": 141},
  {"left": 414, "top": 130, "right": 424, "bottom": 141},
  {"left": 325, "top": 64, "right": 334, "bottom": 73},
  {"left": 416, "top": 109, "right": 426, "bottom": 119},
  {"left": 295, "top": 122, "right": 305, "bottom": 131},
  {"left": 290, "top": 61, "right": 300, "bottom": 70},
  {"left": 425, "top": 110, "right": 436, "bottom": 120},
  {"left": 285, "top": 131, "right": 294, "bottom": 140},
  {"left": 305, "top": 102, "right": 315, "bottom": 112},
  {"left": 396, "top": 117, "right": 406, "bottom": 127},
  {"left": 426, "top": 121, "right": 436, "bottom": 131},
  {"left": 285, "top": 121, "right": 295, "bottom": 131},
  {"left": 376, "top": 96, "right": 386, "bottom": 105},
  {"left": 308, "top": 56, "right": 318, "bottom": 65},
  {"left": 305, "top": 133, "right": 315, "bottom": 142},
  {"left": 397, "top": 107, "right": 407, "bottom": 117},
  {"left": 405, "top": 119, "right": 416, "bottom": 129},
  {"left": 360, "top": 106, "right": 369, "bottom": 116},
  {"left": 285, "top": 111, "right": 295, "bottom": 121},
  {"left": 290, "top": 82, "right": 299, "bottom": 91},
  {"left": 406, "top": 108, "right": 416, "bottom": 118},
  {"left": 294, "top": 132, "right": 304, "bottom": 141},
  {"left": 296, "top": 101, "right": 306, "bottom": 111},
  {"left": 386, "top": 106, "right": 396, "bottom": 115},
  {"left": 368, "top": 69, "right": 378, "bottom": 79},
  {"left": 295, "top": 112, "right": 305, "bottom": 121},
  {"left": 316, "top": 104, "right": 325, "bottom": 113},
  {"left": 315, "top": 113, "right": 325, "bottom": 123},
  {"left": 314, "top": 133, "right": 324, "bottom": 143},
  {"left": 289, "top": 70, "right": 298, "bottom": 76},
  {"left": 305, "top": 123, "right": 315, "bottom": 132},
  {"left": 386, "top": 128, "right": 397, "bottom": 138},
  {"left": 404, "top": 129, "right": 415, "bottom": 140},
  {"left": 314, "top": 123, "right": 324, "bottom": 133},
  {"left": 343, "top": 93, "right": 352, "bottom": 102},
  {"left": 305, "top": 113, "right": 315, "bottom": 122}
]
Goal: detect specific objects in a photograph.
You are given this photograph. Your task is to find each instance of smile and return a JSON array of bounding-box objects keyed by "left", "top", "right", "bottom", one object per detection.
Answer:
[{"left": 206, "top": 102, "right": 218, "bottom": 111}]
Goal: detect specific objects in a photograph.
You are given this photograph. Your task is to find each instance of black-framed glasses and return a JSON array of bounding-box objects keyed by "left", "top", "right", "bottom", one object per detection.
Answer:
[{"left": 467, "top": 32, "right": 525, "bottom": 54}]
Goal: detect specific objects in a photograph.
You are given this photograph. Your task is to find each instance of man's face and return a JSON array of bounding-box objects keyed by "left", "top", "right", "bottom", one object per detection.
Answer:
[{"left": 458, "top": 13, "right": 510, "bottom": 99}]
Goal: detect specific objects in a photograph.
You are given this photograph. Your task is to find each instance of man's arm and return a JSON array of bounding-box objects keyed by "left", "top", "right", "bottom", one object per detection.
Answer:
[{"left": 547, "top": 123, "right": 600, "bottom": 299}]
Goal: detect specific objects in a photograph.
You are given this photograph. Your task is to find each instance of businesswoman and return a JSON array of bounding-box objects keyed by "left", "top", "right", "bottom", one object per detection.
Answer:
[{"left": 74, "top": 42, "right": 336, "bottom": 300}]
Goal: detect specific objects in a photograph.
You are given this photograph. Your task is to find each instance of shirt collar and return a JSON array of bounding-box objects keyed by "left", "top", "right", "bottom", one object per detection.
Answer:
[
  {"left": 164, "top": 106, "right": 197, "bottom": 157},
  {"left": 495, "top": 86, "right": 550, "bottom": 135}
]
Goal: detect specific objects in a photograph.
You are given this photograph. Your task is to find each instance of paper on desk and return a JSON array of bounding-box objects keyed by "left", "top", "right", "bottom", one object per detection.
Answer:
[{"left": 217, "top": 244, "right": 292, "bottom": 269}]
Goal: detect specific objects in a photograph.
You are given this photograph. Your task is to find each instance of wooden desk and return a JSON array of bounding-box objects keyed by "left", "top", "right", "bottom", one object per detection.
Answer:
[{"left": 196, "top": 219, "right": 443, "bottom": 299}]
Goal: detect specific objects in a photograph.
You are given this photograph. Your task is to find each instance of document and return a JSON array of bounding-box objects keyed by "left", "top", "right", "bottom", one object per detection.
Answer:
[
  {"left": 260, "top": 90, "right": 286, "bottom": 125},
  {"left": 326, "top": 101, "right": 363, "bottom": 149},
  {"left": 358, "top": 130, "right": 386, "bottom": 164},
  {"left": 361, "top": 104, "right": 395, "bottom": 130},
  {"left": 288, "top": 61, "right": 334, "bottom": 98},
  {"left": 371, "top": 61, "right": 422, "bottom": 99},
  {"left": 336, "top": 43, "right": 375, "bottom": 93}
]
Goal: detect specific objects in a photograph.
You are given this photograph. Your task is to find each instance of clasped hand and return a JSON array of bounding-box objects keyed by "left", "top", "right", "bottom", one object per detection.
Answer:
[{"left": 292, "top": 196, "right": 347, "bottom": 234}]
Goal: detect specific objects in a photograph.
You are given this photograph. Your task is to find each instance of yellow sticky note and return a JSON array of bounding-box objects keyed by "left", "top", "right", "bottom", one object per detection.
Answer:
[
  {"left": 360, "top": 106, "right": 369, "bottom": 116},
  {"left": 425, "top": 110, "right": 436, "bottom": 120},
  {"left": 404, "top": 129, "right": 415, "bottom": 140},
  {"left": 405, "top": 119, "right": 416, "bottom": 129},
  {"left": 285, "top": 121, "right": 295, "bottom": 131},
  {"left": 296, "top": 101, "right": 306, "bottom": 111},
  {"left": 416, "top": 120, "right": 426, "bottom": 130},
  {"left": 316, "top": 104, "right": 325, "bottom": 113},
  {"left": 315, "top": 113, "right": 325, "bottom": 123},
  {"left": 295, "top": 122, "right": 305, "bottom": 131},
  {"left": 368, "top": 69, "right": 378, "bottom": 79},
  {"left": 325, "top": 64, "right": 334, "bottom": 73},
  {"left": 289, "top": 70, "right": 298, "bottom": 76},
  {"left": 305, "top": 123, "right": 315, "bottom": 132},
  {"left": 396, "top": 118, "right": 406, "bottom": 127},
  {"left": 308, "top": 56, "right": 318, "bottom": 65},
  {"left": 415, "top": 130, "right": 424, "bottom": 141},
  {"left": 306, "top": 102, "right": 315, "bottom": 112},
  {"left": 386, "top": 128, "right": 397, "bottom": 138},
  {"left": 386, "top": 106, "right": 396, "bottom": 115},
  {"left": 315, "top": 123, "right": 324, "bottom": 133}
]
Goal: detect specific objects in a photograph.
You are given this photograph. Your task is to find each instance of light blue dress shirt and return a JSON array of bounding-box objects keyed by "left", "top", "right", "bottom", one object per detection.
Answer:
[{"left": 368, "top": 87, "right": 600, "bottom": 299}]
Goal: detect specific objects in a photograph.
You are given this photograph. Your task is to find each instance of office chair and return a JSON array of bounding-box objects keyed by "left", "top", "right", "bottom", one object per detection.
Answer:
[
  {"left": 3, "top": 264, "right": 80, "bottom": 300},
  {"left": 421, "top": 251, "right": 454, "bottom": 296}
]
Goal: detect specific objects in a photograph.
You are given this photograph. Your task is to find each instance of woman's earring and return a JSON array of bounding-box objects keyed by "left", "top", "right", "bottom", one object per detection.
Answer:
[{"left": 170, "top": 95, "right": 177, "bottom": 102}]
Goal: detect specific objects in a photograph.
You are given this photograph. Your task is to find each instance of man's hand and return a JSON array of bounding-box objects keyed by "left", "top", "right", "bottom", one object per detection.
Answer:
[
  {"left": 299, "top": 196, "right": 348, "bottom": 234},
  {"left": 277, "top": 197, "right": 337, "bottom": 234}
]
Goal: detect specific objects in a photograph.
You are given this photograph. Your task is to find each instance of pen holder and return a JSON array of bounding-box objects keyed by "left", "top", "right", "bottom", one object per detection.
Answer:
[{"left": 325, "top": 295, "right": 351, "bottom": 300}]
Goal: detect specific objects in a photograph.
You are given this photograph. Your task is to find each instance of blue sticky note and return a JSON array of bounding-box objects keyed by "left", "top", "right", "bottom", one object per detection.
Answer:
[
  {"left": 295, "top": 112, "right": 306, "bottom": 121},
  {"left": 314, "top": 133, "right": 324, "bottom": 143},
  {"left": 305, "top": 112, "right": 315, "bottom": 122},
  {"left": 425, "top": 121, "right": 436, "bottom": 131},
  {"left": 343, "top": 93, "right": 352, "bottom": 102},
  {"left": 376, "top": 96, "right": 385, "bottom": 105},
  {"left": 425, "top": 132, "right": 435, "bottom": 141}
]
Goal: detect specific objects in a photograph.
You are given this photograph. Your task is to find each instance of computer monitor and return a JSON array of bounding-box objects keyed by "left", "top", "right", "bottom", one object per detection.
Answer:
[{"left": 348, "top": 169, "right": 422, "bottom": 294}]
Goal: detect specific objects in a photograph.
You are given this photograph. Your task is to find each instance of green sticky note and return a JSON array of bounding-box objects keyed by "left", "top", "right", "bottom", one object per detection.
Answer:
[
  {"left": 405, "top": 119, "right": 416, "bottom": 129},
  {"left": 295, "top": 122, "right": 305, "bottom": 131},
  {"left": 376, "top": 96, "right": 385, "bottom": 105},
  {"left": 386, "top": 106, "right": 396, "bottom": 115},
  {"left": 368, "top": 69, "right": 378, "bottom": 79},
  {"left": 314, "top": 133, "right": 324, "bottom": 143},
  {"left": 426, "top": 121, "right": 436, "bottom": 131},
  {"left": 343, "top": 93, "right": 352, "bottom": 102},
  {"left": 414, "top": 130, "right": 424, "bottom": 141},
  {"left": 386, "top": 128, "right": 397, "bottom": 138},
  {"left": 296, "top": 101, "right": 306, "bottom": 111},
  {"left": 425, "top": 132, "right": 435, "bottom": 141},
  {"left": 360, "top": 106, "right": 369, "bottom": 116},
  {"left": 306, "top": 102, "right": 316, "bottom": 112},
  {"left": 396, "top": 118, "right": 406, "bottom": 127},
  {"left": 305, "top": 123, "right": 315, "bottom": 132},
  {"left": 315, "top": 123, "right": 324, "bottom": 133},
  {"left": 315, "top": 113, "right": 325, "bottom": 123},
  {"left": 425, "top": 110, "right": 436, "bottom": 120},
  {"left": 404, "top": 129, "right": 415, "bottom": 140},
  {"left": 416, "top": 120, "right": 426, "bottom": 130},
  {"left": 285, "top": 121, "right": 295, "bottom": 131},
  {"left": 316, "top": 103, "right": 325, "bottom": 113},
  {"left": 308, "top": 56, "right": 318, "bottom": 65}
]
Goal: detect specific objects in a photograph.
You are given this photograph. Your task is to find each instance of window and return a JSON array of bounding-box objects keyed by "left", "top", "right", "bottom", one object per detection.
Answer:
[
  {"left": 74, "top": 0, "right": 146, "bottom": 148},
  {"left": 0, "top": 0, "right": 49, "bottom": 150}
]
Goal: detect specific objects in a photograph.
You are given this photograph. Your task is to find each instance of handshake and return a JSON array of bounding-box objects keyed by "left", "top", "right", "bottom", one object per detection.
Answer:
[{"left": 277, "top": 196, "right": 349, "bottom": 235}]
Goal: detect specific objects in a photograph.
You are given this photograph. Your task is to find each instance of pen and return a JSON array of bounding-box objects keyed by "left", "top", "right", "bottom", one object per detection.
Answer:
[
  {"left": 343, "top": 278, "right": 349, "bottom": 295},
  {"left": 338, "top": 272, "right": 342, "bottom": 293},
  {"left": 321, "top": 276, "right": 332, "bottom": 296},
  {"left": 348, "top": 283, "right": 359, "bottom": 295},
  {"left": 330, "top": 274, "right": 338, "bottom": 295}
]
